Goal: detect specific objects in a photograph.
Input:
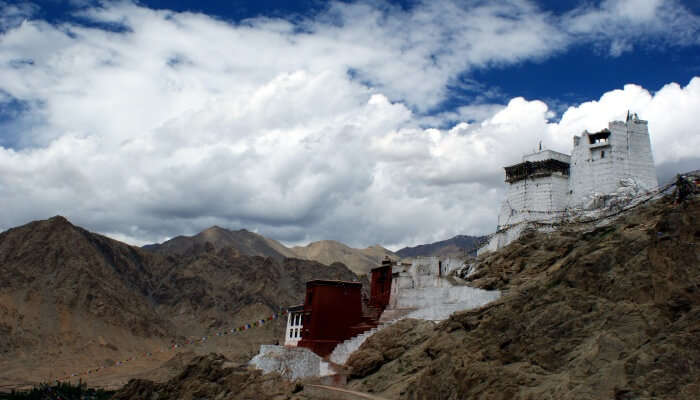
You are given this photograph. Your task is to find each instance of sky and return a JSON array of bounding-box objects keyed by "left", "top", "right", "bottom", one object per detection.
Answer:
[{"left": 0, "top": 0, "right": 699, "bottom": 249}]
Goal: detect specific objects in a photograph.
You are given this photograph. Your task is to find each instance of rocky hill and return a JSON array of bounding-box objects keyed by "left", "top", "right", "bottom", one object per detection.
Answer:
[
  {"left": 291, "top": 240, "right": 397, "bottom": 275},
  {"left": 142, "top": 226, "right": 297, "bottom": 260},
  {"left": 0, "top": 217, "right": 358, "bottom": 390},
  {"left": 396, "top": 234, "right": 485, "bottom": 259},
  {"left": 345, "top": 195, "right": 700, "bottom": 399}
]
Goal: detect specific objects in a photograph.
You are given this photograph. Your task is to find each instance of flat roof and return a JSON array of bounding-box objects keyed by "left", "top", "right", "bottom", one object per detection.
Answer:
[
  {"left": 370, "top": 264, "right": 392, "bottom": 272},
  {"left": 306, "top": 279, "right": 362, "bottom": 287}
]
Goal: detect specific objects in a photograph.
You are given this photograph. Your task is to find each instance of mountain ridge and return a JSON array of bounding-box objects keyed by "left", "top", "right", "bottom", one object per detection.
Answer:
[
  {"left": 291, "top": 239, "right": 398, "bottom": 275},
  {"left": 395, "top": 234, "right": 485, "bottom": 258},
  {"left": 143, "top": 228, "right": 397, "bottom": 276}
]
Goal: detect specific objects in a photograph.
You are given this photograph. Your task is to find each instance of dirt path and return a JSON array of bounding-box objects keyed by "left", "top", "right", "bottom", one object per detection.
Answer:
[{"left": 304, "top": 384, "right": 390, "bottom": 400}]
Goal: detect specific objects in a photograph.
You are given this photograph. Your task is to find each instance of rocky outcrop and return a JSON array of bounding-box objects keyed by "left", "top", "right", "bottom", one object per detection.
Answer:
[
  {"left": 347, "top": 319, "right": 434, "bottom": 379},
  {"left": 112, "top": 354, "right": 299, "bottom": 400},
  {"left": 347, "top": 196, "right": 700, "bottom": 399}
]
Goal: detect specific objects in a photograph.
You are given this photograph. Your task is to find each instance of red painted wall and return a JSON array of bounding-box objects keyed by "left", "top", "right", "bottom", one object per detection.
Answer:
[
  {"left": 369, "top": 262, "right": 392, "bottom": 309},
  {"left": 298, "top": 280, "right": 363, "bottom": 357}
]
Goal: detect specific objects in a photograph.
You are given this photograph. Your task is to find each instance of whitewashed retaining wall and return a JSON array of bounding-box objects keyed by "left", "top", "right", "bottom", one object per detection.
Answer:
[
  {"left": 330, "top": 285, "right": 500, "bottom": 365},
  {"left": 394, "top": 286, "right": 500, "bottom": 318},
  {"left": 250, "top": 345, "right": 333, "bottom": 380}
]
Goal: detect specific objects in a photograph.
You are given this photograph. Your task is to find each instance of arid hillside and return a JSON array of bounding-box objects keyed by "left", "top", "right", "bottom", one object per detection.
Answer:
[
  {"left": 0, "top": 217, "right": 358, "bottom": 390},
  {"left": 345, "top": 195, "right": 700, "bottom": 399}
]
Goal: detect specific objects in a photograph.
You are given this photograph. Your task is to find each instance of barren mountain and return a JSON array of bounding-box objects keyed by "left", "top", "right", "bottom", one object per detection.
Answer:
[
  {"left": 0, "top": 217, "right": 358, "bottom": 389},
  {"left": 395, "top": 234, "right": 485, "bottom": 259},
  {"left": 143, "top": 227, "right": 393, "bottom": 275},
  {"left": 346, "top": 195, "right": 700, "bottom": 399},
  {"left": 142, "top": 226, "right": 297, "bottom": 260},
  {"left": 291, "top": 240, "right": 397, "bottom": 275}
]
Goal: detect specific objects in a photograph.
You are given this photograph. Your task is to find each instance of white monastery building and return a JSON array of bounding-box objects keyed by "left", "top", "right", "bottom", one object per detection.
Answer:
[{"left": 483, "top": 112, "right": 658, "bottom": 252}]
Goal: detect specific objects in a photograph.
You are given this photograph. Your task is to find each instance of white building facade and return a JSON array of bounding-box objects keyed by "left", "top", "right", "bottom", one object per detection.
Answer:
[
  {"left": 482, "top": 113, "right": 658, "bottom": 253},
  {"left": 569, "top": 114, "right": 657, "bottom": 207},
  {"left": 284, "top": 305, "right": 304, "bottom": 347}
]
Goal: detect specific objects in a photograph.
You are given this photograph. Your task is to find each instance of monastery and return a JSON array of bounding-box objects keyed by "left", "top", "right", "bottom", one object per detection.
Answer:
[
  {"left": 251, "top": 256, "right": 498, "bottom": 379},
  {"left": 251, "top": 112, "right": 658, "bottom": 379},
  {"left": 482, "top": 112, "right": 658, "bottom": 252}
]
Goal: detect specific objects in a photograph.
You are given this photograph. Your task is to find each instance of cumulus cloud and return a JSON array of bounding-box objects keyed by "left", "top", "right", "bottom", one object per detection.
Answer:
[{"left": 0, "top": 0, "right": 698, "bottom": 248}]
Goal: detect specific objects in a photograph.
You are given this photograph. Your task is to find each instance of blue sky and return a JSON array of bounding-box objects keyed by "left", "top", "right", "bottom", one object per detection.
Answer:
[{"left": 0, "top": 0, "right": 699, "bottom": 248}]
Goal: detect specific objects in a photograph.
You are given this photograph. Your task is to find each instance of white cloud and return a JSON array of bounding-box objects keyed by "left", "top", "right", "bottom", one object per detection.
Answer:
[
  {"left": 0, "top": 1, "right": 698, "bottom": 249},
  {"left": 0, "top": 1, "right": 37, "bottom": 31},
  {"left": 563, "top": 0, "right": 700, "bottom": 55}
]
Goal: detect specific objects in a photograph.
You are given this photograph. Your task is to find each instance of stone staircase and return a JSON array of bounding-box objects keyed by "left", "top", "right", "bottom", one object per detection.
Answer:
[
  {"left": 329, "top": 323, "right": 387, "bottom": 365},
  {"left": 329, "top": 307, "right": 416, "bottom": 365},
  {"left": 378, "top": 308, "right": 416, "bottom": 323}
]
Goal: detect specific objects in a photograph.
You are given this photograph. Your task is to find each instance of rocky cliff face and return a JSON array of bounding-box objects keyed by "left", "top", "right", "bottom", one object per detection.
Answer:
[{"left": 346, "top": 196, "right": 700, "bottom": 399}]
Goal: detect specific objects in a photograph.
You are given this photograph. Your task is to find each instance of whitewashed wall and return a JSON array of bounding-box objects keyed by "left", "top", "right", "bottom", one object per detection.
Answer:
[{"left": 570, "top": 117, "right": 657, "bottom": 207}]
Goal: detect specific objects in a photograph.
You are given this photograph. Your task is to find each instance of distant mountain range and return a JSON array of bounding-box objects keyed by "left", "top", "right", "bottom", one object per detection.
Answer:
[
  {"left": 395, "top": 234, "right": 486, "bottom": 258},
  {"left": 290, "top": 240, "right": 398, "bottom": 275},
  {"left": 143, "top": 228, "right": 397, "bottom": 276},
  {"left": 143, "top": 227, "right": 486, "bottom": 273},
  {"left": 0, "top": 216, "right": 358, "bottom": 387}
]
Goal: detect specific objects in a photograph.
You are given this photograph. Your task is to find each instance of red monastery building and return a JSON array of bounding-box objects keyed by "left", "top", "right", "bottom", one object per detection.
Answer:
[
  {"left": 284, "top": 259, "right": 394, "bottom": 357},
  {"left": 296, "top": 280, "right": 363, "bottom": 356},
  {"left": 369, "top": 256, "right": 392, "bottom": 309}
]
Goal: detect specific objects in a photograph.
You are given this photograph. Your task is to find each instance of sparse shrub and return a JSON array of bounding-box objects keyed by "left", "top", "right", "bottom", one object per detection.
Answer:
[{"left": 0, "top": 380, "right": 114, "bottom": 400}]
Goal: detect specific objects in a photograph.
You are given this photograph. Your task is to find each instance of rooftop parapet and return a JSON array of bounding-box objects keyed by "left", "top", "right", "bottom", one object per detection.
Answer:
[{"left": 504, "top": 158, "right": 570, "bottom": 183}]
